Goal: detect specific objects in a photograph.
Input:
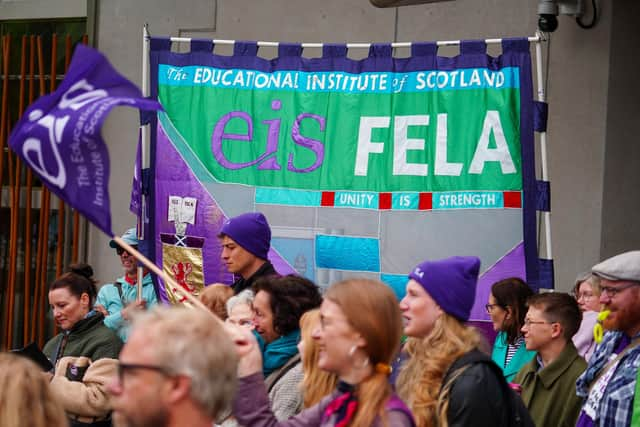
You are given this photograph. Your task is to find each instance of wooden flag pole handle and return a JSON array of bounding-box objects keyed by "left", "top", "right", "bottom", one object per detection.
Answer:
[{"left": 113, "top": 236, "right": 221, "bottom": 322}]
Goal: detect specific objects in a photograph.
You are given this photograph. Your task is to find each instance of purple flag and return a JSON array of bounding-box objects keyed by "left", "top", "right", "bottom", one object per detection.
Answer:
[
  {"left": 129, "top": 133, "right": 142, "bottom": 216},
  {"left": 9, "top": 45, "right": 162, "bottom": 236}
]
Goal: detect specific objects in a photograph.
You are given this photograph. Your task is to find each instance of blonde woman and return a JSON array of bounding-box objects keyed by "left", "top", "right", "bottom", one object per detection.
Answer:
[
  {"left": 0, "top": 353, "right": 68, "bottom": 427},
  {"left": 572, "top": 272, "right": 602, "bottom": 361},
  {"left": 231, "top": 278, "right": 415, "bottom": 426},
  {"left": 298, "top": 309, "right": 339, "bottom": 407},
  {"left": 396, "top": 257, "right": 532, "bottom": 427}
]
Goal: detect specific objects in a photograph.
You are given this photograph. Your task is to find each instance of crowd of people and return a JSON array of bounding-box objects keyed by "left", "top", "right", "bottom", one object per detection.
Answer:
[{"left": 2, "top": 211, "right": 640, "bottom": 427}]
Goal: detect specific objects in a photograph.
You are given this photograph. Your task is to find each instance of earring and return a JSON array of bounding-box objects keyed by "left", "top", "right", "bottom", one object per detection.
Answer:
[
  {"left": 348, "top": 345, "right": 357, "bottom": 357},
  {"left": 348, "top": 344, "right": 370, "bottom": 368}
]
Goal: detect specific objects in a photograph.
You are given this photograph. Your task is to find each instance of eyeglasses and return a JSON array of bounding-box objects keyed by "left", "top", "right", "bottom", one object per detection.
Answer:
[
  {"left": 485, "top": 303, "right": 503, "bottom": 314},
  {"left": 600, "top": 282, "right": 640, "bottom": 298},
  {"left": 523, "top": 318, "right": 554, "bottom": 326},
  {"left": 575, "top": 292, "right": 595, "bottom": 301},
  {"left": 116, "top": 246, "right": 137, "bottom": 256},
  {"left": 117, "top": 362, "right": 172, "bottom": 385}
]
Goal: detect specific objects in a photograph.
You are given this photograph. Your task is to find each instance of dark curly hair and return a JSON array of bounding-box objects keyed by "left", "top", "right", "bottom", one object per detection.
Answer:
[
  {"left": 252, "top": 274, "right": 322, "bottom": 336},
  {"left": 49, "top": 263, "right": 98, "bottom": 306},
  {"left": 491, "top": 277, "right": 534, "bottom": 344}
]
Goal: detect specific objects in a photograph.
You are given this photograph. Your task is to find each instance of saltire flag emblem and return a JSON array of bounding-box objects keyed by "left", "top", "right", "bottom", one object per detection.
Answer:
[{"left": 8, "top": 44, "right": 162, "bottom": 236}]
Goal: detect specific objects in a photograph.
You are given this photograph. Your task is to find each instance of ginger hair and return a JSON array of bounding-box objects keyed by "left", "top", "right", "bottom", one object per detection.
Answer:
[
  {"left": 324, "top": 278, "right": 403, "bottom": 427},
  {"left": 299, "top": 309, "right": 339, "bottom": 407}
]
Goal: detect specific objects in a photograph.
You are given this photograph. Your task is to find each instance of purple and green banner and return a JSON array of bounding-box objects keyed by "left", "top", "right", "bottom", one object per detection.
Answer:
[{"left": 149, "top": 38, "right": 538, "bottom": 319}]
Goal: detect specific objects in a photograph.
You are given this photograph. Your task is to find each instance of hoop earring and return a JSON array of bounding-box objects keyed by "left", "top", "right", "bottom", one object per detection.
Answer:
[
  {"left": 348, "top": 345, "right": 357, "bottom": 357},
  {"left": 348, "top": 344, "right": 370, "bottom": 368}
]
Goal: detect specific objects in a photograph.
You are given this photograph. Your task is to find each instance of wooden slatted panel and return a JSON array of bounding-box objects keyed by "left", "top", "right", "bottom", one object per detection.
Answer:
[{"left": 0, "top": 31, "right": 87, "bottom": 350}]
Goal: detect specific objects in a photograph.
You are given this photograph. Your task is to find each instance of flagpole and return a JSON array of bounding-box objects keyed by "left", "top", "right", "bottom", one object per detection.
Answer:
[
  {"left": 137, "top": 23, "right": 151, "bottom": 302},
  {"left": 113, "top": 236, "right": 220, "bottom": 322}
]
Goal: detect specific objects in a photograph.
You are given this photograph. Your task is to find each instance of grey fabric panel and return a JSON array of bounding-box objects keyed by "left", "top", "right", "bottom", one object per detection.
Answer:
[
  {"left": 259, "top": 205, "right": 380, "bottom": 237},
  {"left": 203, "top": 181, "right": 255, "bottom": 218},
  {"left": 380, "top": 209, "right": 523, "bottom": 275}
]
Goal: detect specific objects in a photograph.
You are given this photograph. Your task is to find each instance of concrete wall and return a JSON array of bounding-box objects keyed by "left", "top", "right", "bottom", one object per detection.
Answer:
[
  {"left": 600, "top": 0, "right": 640, "bottom": 259},
  {"left": 4, "top": 0, "right": 638, "bottom": 292}
]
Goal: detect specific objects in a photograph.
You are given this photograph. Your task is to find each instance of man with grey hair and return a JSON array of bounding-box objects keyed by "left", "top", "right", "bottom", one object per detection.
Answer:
[
  {"left": 575, "top": 250, "right": 640, "bottom": 427},
  {"left": 107, "top": 306, "right": 237, "bottom": 427}
]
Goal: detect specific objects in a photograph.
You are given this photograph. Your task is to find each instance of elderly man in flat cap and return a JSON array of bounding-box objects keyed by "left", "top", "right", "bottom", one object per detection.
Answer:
[
  {"left": 575, "top": 250, "right": 640, "bottom": 427},
  {"left": 218, "top": 212, "right": 278, "bottom": 294}
]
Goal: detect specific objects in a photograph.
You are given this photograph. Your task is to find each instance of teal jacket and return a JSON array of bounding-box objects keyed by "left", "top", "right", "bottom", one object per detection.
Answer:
[
  {"left": 491, "top": 331, "right": 536, "bottom": 382},
  {"left": 513, "top": 343, "right": 587, "bottom": 427},
  {"left": 95, "top": 273, "right": 158, "bottom": 342}
]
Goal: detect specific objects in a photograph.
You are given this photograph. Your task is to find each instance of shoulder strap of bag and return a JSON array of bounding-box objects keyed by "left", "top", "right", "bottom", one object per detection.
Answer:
[
  {"left": 265, "top": 353, "right": 301, "bottom": 392},
  {"left": 114, "top": 282, "right": 126, "bottom": 306}
]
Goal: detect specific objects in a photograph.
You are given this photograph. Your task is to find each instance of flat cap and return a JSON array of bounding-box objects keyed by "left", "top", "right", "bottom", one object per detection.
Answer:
[{"left": 592, "top": 250, "right": 640, "bottom": 282}]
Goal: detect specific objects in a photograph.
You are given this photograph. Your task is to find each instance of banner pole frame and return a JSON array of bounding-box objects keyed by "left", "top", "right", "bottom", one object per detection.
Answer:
[
  {"left": 534, "top": 32, "right": 553, "bottom": 261},
  {"left": 160, "top": 35, "right": 541, "bottom": 48},
  {"left": 137, "top": 23, "right": 151, "bottom": 301},
  {"left": 143, "top": 28, "right": 552, "bottom": 289}
]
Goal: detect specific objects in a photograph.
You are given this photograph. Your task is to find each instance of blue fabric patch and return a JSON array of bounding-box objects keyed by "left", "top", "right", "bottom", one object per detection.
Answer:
[
  {"left": 380, "top": 273, "right": 408, "bottom": 300},
  {"left": 315, "top": 235, "right": 380, "bottom": 272},
  {"left": 255, "top": 188, "right": 321, "bottom": 206}
]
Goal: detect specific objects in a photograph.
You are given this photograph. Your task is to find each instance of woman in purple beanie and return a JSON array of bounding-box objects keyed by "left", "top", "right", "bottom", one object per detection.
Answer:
[{"left": 396, "top": 256, "right": 533, "bottom": 427}]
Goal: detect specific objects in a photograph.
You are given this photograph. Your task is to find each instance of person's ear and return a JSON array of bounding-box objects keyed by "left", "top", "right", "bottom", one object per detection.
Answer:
[
  {"left": 505, "top": 306, "right": 513, "bottom": 320},
  {"left": 166, "top": 375, "right": 191, "bottom": 404},
  {"left": 80, "top": 292, "right": 90, "bottom": 310},
  {"left": 550, "top": 322, "right": 563, "bottom": 339}
]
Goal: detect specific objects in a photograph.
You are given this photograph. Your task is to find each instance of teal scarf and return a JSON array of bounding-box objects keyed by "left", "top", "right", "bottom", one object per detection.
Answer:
[{"left": 256, "top": 329, "right": 301, "bottom": 377}]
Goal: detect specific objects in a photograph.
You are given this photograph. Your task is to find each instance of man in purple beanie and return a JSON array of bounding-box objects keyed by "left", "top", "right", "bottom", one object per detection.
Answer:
[{"left": 218, "top": 212, "right": 278, "bottom": 294}]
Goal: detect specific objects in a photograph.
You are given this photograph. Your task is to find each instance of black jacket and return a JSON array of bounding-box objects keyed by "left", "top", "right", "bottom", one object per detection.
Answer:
[
  {"left": 232, "top": 261, "right": 278, "bottom": 294},
  {"left": 444, "top": 350, "right": 533, "bottom": 427}
]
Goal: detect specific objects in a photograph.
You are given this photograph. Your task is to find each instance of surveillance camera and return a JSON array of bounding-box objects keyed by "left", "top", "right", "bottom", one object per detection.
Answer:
[
  {"left": 538, "top": 14, "right": 559, "bottom": 32},
  {"left": 538, "top": 0, "right": 559, "bottom": 32}
]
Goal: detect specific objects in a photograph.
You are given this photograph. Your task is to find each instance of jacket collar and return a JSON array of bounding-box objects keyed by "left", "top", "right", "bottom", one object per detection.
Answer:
[
  {"left": 67, "top": 311, "right": 105, "bottom": 335},
  {"left": 524, "top": 342, "right": 581, "bottom": 389}
]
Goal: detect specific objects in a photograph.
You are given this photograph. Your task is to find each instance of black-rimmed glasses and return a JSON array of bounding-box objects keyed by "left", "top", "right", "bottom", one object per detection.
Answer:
[{"left": 117, "top": 362, "right": 172, "bottom": 384}]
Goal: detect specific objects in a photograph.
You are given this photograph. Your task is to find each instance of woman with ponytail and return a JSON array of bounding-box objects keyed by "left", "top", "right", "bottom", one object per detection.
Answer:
[
  {"left": 43, "top": 263, "right": 122, "bottom": 427},
  {"left": 396, "top": 257, "right": 532, "bottom": 427},
  {"left": 231, "top": 278, "right": 415, "bottom": 427}
]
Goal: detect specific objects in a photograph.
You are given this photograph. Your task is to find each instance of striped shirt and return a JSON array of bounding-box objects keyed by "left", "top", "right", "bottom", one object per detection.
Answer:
[{"left": 505, "top": 336, "right": 526, "bottom": 367}]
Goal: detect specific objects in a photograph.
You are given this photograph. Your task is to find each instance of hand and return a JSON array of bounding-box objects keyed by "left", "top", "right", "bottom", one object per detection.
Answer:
[
  {"left": 94, "top": 304, "right": 108, "bottom": 316},
  {"left": 42, "top": 371, "right": 54, "bottom": 382},
  {"left": 121, "top": 299, "right": 147, "bottom": 320},
  {"left": 224, "top": 322, "right": 263, "bottom": 378}
]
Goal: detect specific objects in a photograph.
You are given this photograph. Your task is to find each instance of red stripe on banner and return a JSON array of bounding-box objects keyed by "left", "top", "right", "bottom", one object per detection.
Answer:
[
  {"left": 419, "top": 193, "right": 432, "bottom": 210},
  {"left": 503, "top": 191, "right": 522, "bottom": 208},
  {"left": 379, "top": 192, "right": 392, "bottom": 210},
  {"left": 321, "top": 191, "right": 335, "bottom": 207}
]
